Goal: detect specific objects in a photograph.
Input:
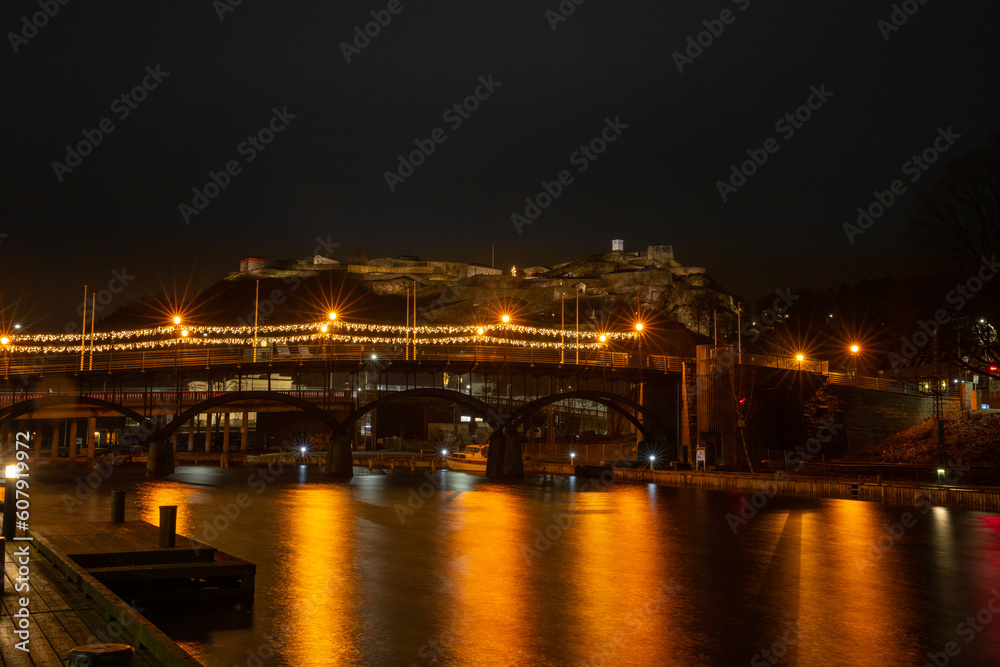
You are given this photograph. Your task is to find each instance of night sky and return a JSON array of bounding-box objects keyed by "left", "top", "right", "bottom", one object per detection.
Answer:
[{"left": 3, "top": 0, "right": 999, "bottom": 330}]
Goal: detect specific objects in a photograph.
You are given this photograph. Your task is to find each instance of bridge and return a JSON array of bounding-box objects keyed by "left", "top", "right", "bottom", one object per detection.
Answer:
[{"left": 0, "top": 322, "right": 690, "bottom": 479}]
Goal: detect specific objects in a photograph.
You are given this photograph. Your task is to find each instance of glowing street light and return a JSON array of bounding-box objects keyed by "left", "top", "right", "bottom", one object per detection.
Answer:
[
  {"left": 634, "top": 322, "right": 643, "bottom": 332},
  {"left": 181, "top": 329, "right": 190, "bottom": 337},
  {"left": 328, "top": 312, "right": 337, "bottom": 321},
  {"left": 501, "top": 314, "right": 510, "bottom": 324},
  {"left": 0, "top": 337, "right": 9, "bottom": 346},
  {"left": 850, "top": 344, "right": 860, "bottom": 386},
  {"left": 476, "top": 327, "right": 485, "bottom": 336},
  {"left": 649, "top": 454, "right": 656, "bottom": 470},
  {"left": 796, "top": 353, "right": 804, "bottom": 371},
  {"left": 599, "top": 334, "right": 607, "bottom": 343},
  {"left": 172, "top": 315, "right": 182, "bottom": 325}
]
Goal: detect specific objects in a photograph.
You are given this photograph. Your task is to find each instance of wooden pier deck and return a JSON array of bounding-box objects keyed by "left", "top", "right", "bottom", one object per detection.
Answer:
[
  {"left": 33, "top": 521, "right": 255, "bottom": 604},
  {"left": 0, "top": 539, "right": 201, "bottom": 666}
]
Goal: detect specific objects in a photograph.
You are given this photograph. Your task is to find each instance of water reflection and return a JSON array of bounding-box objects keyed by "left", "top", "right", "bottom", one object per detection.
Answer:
[
  {"left": 276, "top": 485, "right": 359, "bottom": 666},
  {"left": 23, "top": 467, "right": 1000, "bottom": 666}
]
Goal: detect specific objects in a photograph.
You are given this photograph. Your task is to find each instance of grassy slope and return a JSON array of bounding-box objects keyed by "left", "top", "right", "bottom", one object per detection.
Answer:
[{"left": 838, "top": 412, "right": 1000, "bottom": 465}]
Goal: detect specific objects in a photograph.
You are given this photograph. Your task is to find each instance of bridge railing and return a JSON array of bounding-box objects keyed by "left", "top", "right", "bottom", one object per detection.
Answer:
[{"left": 2, "top": 344, "right": 688, "bottom": 376}]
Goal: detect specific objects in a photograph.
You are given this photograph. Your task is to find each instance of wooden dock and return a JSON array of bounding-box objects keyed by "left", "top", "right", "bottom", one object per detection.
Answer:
[
  {"left": 32, "top": 521, "right": 255, "bottom": 604},
  {"left": 1, "top": 539, "right": 201, "bottom": 666}
]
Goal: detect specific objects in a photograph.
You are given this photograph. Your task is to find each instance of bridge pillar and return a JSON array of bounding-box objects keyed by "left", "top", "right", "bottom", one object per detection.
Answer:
[
  {"left": 240, "top": 412, "right": 249, "bottom": 452},
  {"left": 204, "top": 413, "right": 213, "bottom": 453},
  {"left": 87, "top": 417, "right": 96, "bottom": 459},
  {"left": 187, "top": 420, "right": 195, "bottom": 452},
  {"left": 50, "top": 422, "right": 59, "bottom": 459},
  {"left": 324, "top": 434, "right": 354, "bottom": 479},
  {"left": 146, "top": 441, "right": 175, "bottom": 477},
  {"left": 486, "top": 427, "right": 524, "bottom": 479},
  {"left": 222, "top": 412, "right": 231, "bottom": 452},
  {"left": 68, "top": 419, "right": 78, "bottom": 460}
]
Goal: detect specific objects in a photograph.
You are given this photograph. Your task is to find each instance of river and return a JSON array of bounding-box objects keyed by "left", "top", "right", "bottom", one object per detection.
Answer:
[{"left": 30, "top": 462, "right": 1000, "bottom": 666}]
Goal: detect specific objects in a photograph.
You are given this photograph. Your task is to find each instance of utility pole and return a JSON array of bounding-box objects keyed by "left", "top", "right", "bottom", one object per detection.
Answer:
[
  {"left": 79, "top": 285, "right": 88, "bottom": 371},
  {"left": 252, "top": 280, "right": 260, "bottom": 362}
]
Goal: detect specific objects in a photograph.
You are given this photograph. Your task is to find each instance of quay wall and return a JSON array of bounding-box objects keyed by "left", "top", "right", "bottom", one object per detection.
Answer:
[{"left": 612, "top": 468, "right": 1000, "bottom": 512}]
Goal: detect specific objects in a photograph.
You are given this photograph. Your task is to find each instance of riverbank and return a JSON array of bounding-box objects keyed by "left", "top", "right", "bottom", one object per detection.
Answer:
[{"left": 607, "top": 466, "right": 1000, "bottom": 512}]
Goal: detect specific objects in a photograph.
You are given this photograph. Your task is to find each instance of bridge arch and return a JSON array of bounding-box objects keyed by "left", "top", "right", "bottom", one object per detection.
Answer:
[
  {"left": 0, "top": 396, "right": 154, "bottom": 432},
  {"left": 159, "top": 391, "right": 342, "bottom": 439},
  {"left": 341, "top": 388, "right": 506, "bottom": 434},
  {"left": 509, "top": 390, "right": 672, "bottom": 442}
]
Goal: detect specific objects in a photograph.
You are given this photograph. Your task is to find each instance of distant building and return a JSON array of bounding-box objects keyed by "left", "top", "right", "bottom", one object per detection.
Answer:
[
  {"left": 240, "top": 257, "right": 269, "bottom": 274},
  {"left": 612, "top": 239, "right": 624, "bottom": 252}
]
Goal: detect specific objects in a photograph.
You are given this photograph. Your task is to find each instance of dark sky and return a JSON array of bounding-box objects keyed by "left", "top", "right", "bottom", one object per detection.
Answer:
[{"left": 3, "top": 0, "right": 999, "bottom": 330}]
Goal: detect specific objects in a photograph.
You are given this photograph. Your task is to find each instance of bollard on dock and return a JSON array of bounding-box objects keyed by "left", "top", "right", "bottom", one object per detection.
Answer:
[
  {"left": 111, "top": 490, "right": 126, "bottom": 524},
  {"left": 68, "top": 643, "right": 135, "bottom": 666},
  {"left": 158, "top": 506, "right": 177, "bottom": 548}
]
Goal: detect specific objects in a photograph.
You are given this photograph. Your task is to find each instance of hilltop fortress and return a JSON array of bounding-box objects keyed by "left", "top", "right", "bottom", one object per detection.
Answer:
[{"left": 233, "top": 240, "right": 736, "bottom": 338}]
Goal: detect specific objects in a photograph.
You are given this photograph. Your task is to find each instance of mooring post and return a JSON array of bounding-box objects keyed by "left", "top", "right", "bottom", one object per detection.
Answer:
[
  {"left": 68, "top": 643, "right": 134, "bottom": 666},
  {"left": 111, "top": 490, "right": 126, "bottom": 524},
  {"left": 159, "top": 505, "right": 177, "bottom": 548},
  {"left": 0, "top": 536, "right": 5, "bottom": 594}
]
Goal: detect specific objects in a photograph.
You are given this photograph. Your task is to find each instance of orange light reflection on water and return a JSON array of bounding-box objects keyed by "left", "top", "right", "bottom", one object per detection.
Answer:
[
  {"left": 136, "top": 482, "right": 198, "bottom": 536},
  {"left": 796, "top": 499, "right": 914, "bottom": 664},
  {"left": 445, "top": 486, "right": 535, "bottom": 666},
  {"left": 276, "top": 487, "right": 359, "bottom": 666},
  {"left": 569, "top": 485, "right": 678, "bottom": 665}
]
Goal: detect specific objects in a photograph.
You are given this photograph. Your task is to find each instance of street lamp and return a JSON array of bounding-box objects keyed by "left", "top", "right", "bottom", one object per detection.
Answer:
[
  {"left": 649, "top": 454, "right": 656, "bottom": 471},
  {"left": 796, "top": 353, "right": 804, "bottom": 371},
  {"left": 850, "top": 344, "right": 860, "bottom": 386}
]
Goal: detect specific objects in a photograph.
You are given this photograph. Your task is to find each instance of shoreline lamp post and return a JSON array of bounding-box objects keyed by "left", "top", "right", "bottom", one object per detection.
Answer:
[{"left": 850, "top": 344, "right": 860, "bottom": 386}]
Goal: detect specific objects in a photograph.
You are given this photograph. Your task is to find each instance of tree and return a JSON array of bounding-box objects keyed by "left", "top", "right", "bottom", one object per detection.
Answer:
[{"left": 907, "top": 133, "right": 1000, "bottom": 379}]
